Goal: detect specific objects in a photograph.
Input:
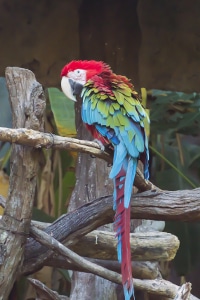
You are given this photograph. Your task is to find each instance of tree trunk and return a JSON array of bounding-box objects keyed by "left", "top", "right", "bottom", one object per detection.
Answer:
[{"left": 0, "top": 67, "right": 45, "bottom": 299}]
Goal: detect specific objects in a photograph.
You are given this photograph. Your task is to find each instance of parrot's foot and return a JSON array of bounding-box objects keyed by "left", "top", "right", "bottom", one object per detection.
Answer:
[{"left": 93, "top": 139, "right": 105, "bottom": 151}]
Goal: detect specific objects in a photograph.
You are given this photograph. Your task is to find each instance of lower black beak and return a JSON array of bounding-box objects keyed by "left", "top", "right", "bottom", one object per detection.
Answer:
[{"left": 69, "top": 79, "right": 83, "bottom": 98}]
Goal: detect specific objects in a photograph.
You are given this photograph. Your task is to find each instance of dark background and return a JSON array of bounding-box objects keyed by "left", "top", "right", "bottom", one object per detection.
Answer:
[{"left": 1, "top": 0, "right": 200, "bottom": 92}]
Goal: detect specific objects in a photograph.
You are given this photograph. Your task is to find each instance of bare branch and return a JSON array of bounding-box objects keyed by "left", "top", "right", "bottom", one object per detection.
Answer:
[
  {"left": 28, "top": 278, "right": 69, "bottom": 300},
  {"left": 22, "top": 188, "right": 200, "bottom": 275},
  {"left": 30, "top": 222, "right": 179, "bottom": 261},
  {"left": 30, "top": 225, "right": 123, "bottom": 286},
  {"left": 0, "top": 126, "right": 154, "bottom": 192},
  {"left": 29, "top": 225, "right": 198, "bottom": 299},
  {"left": 46, "top": 257, "right": 160, "bottom": 280},
  {"left": 70, "top": 230, "right": 179, "bottom": 261},
  {"left": 174, "top": 283, "right": 192, "bottom": 300}
]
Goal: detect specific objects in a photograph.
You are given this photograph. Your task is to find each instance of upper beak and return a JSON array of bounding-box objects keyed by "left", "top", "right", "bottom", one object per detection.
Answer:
[{"left": 61, "top": 77, "right": 83, "bottom": 102}]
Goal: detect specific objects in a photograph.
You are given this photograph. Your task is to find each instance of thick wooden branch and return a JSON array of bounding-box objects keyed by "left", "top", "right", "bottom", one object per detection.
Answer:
[
  {"left": 0, "top": 127, "right": 154, "bottom": 192},
  {"left": 46, "top": 256, "right": 160, "bottom": 280},
  {"left": 0, "top": 67, "right": 45, "bottom": 299},
  {"left": 31, "top": 221, "right": 161, "bottom": 279},
  {"left": 22, "top": 188, "right": 200, "bottom": 275},
  {"left": 30, "top": 225, "right": 122, "bottom": 288},
  {"left": 29, "top": 225, "right": 198, "bottom": 300},
  {"left": 70, "top": 230, "right": 179, "bottom": 261}
]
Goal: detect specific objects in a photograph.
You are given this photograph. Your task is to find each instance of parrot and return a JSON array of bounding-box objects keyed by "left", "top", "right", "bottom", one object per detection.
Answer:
[{"left": 61, "top": 60, "right": 149, "bottom": 300}]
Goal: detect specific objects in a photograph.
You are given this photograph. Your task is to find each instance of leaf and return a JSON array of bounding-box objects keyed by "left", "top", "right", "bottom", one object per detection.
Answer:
[
  {"left": 0, "top": 170, "right": 9, "bottom": 215},
  {"left": 0, "top": 78, "right": 12, "bottom": 170},
  {"left": 48, "top": 87, "right": 76, "bottom": 137}
]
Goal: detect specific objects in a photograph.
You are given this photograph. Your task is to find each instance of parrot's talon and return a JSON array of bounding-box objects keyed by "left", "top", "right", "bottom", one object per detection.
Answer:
[
  {"left": 90, "top": 154, "right": 96, "bottom": 158},
  {"left": 46, "top": 132, "right": 54, "bottom": 148},
  {"left": 93, "top": 139, "right": 105, "bottom": 152}
]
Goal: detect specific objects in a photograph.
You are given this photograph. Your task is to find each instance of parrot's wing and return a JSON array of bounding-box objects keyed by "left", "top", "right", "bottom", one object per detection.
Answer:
[{"left": 81, "top": 78, "right": 149, "bottom": 162}]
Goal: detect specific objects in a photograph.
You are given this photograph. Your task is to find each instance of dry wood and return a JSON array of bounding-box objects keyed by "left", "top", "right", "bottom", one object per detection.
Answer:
[
  {"left": 174, "top": 282, "right": 192, "bottom": 300},
  {"left": 31, "top": 220, "right": 161, "bottom": 280},
  {"left": 22, "top": 187, "right": 200, "bottom": 275},
  {"left": 0, "top": 126, "right": 154, "bottom": 192},
  {"left": 29, "top": 225, "right": 198, "bottom": 300},
  {"left": 0, "top": 67, "right": 45, "bottom": 299},
  {"left": 28, "top": 278, "right": 69, "bottom": 300},
  {"left": 46, "top": 256, "right": 160, "bottom": 280},
  {"left": 70, "top": 230, "right": 179, "bottom": 261},
  {"left": 30, "top": 225, "right": 123, "bottom": 288}
]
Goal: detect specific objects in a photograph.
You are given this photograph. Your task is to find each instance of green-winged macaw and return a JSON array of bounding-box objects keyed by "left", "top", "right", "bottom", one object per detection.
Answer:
[{"left": 61, "top": 60, "right": 149, "bottom": 300}]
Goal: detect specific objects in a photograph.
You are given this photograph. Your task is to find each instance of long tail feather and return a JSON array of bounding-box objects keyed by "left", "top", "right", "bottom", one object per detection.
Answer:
[{"left": 113, "top": 163, "right": 135, "bottom": 300}]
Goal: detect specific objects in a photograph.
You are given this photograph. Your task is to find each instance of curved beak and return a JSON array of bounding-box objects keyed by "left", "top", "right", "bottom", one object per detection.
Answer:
[{"left": 61, "top": 77, "right": 83, "bottom": 102}]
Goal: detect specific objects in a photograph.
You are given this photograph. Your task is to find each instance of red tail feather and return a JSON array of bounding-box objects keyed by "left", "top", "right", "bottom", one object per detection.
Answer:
[{"left": 114, "top": 168, "right": 134, "bottom": 298}]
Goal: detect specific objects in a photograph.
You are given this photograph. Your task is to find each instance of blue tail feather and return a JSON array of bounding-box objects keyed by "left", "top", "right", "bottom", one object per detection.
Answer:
[{"left": 124, "top": 157, "right": 137, "bottom": 208}]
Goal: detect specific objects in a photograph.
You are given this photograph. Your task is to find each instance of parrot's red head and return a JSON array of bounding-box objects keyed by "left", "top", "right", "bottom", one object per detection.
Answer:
[{"left": 61, "top": 60, "right": 111, "bottom": 101}]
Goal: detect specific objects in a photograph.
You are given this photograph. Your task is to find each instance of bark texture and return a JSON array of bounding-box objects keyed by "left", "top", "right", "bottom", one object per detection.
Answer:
[{"left": 0, "top": 67, "right": 45, "bottom": 299}]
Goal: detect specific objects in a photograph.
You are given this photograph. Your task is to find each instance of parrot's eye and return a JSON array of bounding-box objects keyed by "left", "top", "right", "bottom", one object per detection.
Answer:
[{"left": 75, "top": 69, "right": 81, "bottom": 75}]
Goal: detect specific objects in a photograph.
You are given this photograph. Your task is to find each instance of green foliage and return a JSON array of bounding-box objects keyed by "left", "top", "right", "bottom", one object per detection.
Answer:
[
  {"left": 48, "top": 87, "right": 76, "bottom": 137},
  {"left": 150, "top": 89, "right": 200, "bottom": 276},
  {"left": 0, "top": 78, "right": 12, "bottom": 171},
  {"left": 150, "top": 89, "right": 200, "bottom": 135}
]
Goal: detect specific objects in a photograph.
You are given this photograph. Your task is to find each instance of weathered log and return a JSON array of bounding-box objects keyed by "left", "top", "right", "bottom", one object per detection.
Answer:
[
  {"left": 22, "top": 187, "right": 200, "bottom": 275},
  {"left": 46, "top": 257, "right": 160, "bottom": 280},
  {"left": 70, "top": 230, "right": 179, "bottom": 261},
  {"left": 0, "top": 67, "right": 45, "bottom": 299},
  {"left": 28, "top": 225, "right": 199, "bottom": 300},
  {"left": 31, "top": 221, "right": 161, "bottom": 279}
]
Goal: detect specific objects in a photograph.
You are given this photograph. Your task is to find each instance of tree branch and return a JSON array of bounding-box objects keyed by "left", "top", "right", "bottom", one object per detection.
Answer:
[
  {"left": 28, "top": 278, "right": 69, "bottom": 300},
  {"left": 30, "top": 225, "right": 122, "bottom": 287},
  {"left": 0, "top": 127, "right": 154, "bottom": 192},
  {"left": 29, "top": 225, "right": 198, "bottom": 300},
  {"left": 22, "top": 188, "right": 200, "bottom": 275},
  {"left": 46, "top": 257, "right": 160, "bottom": 280},
  {"left": 70, "top": 230, "right": 179, "bottom": 261},
  {"left": 174, "top": 283, "right": 192, "bottom": 300}
]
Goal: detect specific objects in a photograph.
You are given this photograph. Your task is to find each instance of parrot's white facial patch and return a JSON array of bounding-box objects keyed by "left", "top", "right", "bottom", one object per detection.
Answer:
[
  {"left": 61, "top": 76, "right": 77, "bottom": 101},
  {"left": 68, "top": 69, "right": 86, "bottom": 85}
]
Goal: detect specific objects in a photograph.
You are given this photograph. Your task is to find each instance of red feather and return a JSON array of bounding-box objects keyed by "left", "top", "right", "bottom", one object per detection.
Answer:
[
  {"left": 114, "top": 168, "right": 134, "bottom": 298},
  {"left": 61, "top": 60, "right": 111, "bottom": 80},
  {"left": 85, "top": 124, "right": 110, "bottom": 145}
]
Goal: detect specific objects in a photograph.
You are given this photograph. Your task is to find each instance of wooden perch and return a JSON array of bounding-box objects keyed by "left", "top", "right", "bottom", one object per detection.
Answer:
[
  {"left": 0, "top": 67, "right": 45, "bottom": 299},
  {"left": 22, "top": 188, "right": 200, "bottom": 275},
  {"left": 31, "top": 221, "right": 161, "bottom": 280},
  {"left": 0, "top": 126, "right": 154, "bottom": 192},
  {"left": 70, "top": 230, "right": 179, "bottom": 261},
  {"left": 29, "top": 225, "right": 198, "bottom": 300},
  {"left": 46, "top": 256, "right": 160, "bottom": 280}
]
